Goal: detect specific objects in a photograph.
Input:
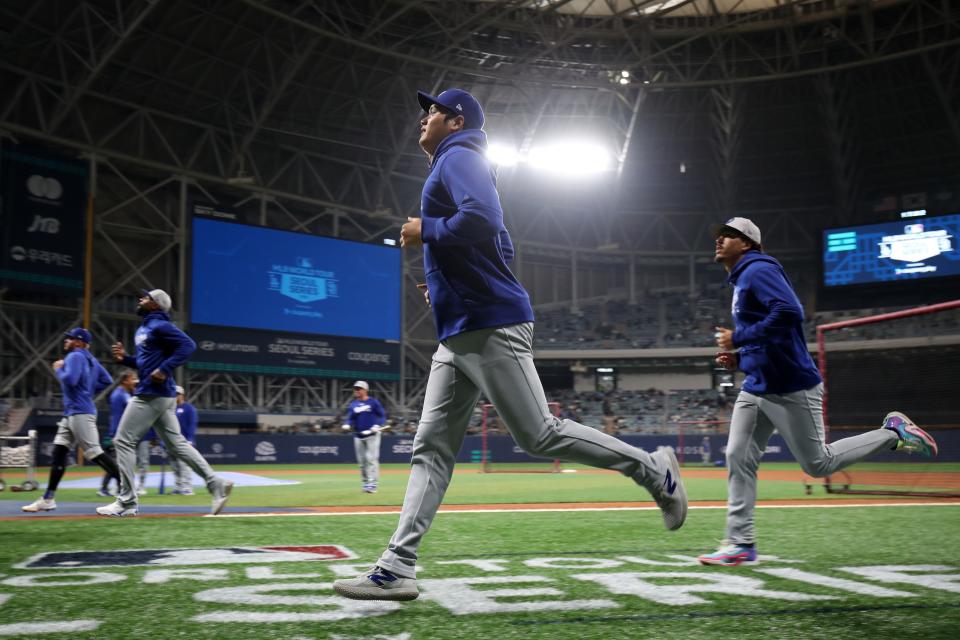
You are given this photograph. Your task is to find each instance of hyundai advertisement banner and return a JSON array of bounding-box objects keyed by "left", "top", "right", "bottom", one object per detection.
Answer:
[
  {"left": 187, "top": 324, "right": 400, "bottom": 379},
  {"left": 0, "top": 145, "right": 87, "bottom": 293}
]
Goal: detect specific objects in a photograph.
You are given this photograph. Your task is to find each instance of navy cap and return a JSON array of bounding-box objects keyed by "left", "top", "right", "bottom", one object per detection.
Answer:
[
  {"left": 417, "top": 89, "right": 484, "bottom": 130},
  {"left": 64, "top": 327, "right": 92, "bottom": 343}
]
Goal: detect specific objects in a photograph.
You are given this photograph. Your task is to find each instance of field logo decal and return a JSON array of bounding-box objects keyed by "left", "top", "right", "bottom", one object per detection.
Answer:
[{"left": 16, "top": 545, "right": 356, "bottom": 569}]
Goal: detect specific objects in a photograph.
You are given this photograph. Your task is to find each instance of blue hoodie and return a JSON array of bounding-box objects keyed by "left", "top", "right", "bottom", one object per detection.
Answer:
[
  {"left": 728, "top": 251, "right": 822, "bottom": 395},
  {"left": 176, "top": 402, "right": 198, "bottom": 443},
  {"left": 119, "top": 311, "right": 196, "bottom": 397},
  {"left": 419, "top": 129, "right": 534, "bottom": 341},
  {"left": 57, "top": 349, "right": 112, "bottom": 416},
  {"left": 345, "top": 397, "right": 387, "bottom": 438}
]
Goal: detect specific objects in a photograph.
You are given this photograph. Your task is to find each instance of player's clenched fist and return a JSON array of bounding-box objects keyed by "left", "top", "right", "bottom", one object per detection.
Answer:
[
  {"left": 417, "top": 283, "right": 431, "bottom": 307},
  {"left": 715, "top": 352, "right": 738, "bottom": 371},
  {"left": 400, "top": 217, "right": 422, "bottom": 248},
  {"left": 111, "top": 342, "right": 126, "bottom": 362}
]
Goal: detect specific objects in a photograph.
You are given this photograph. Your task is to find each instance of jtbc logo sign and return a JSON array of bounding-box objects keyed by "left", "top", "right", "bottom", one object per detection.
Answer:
[{"left": 26, "top": 215, "right": 60, "bottom": 234}]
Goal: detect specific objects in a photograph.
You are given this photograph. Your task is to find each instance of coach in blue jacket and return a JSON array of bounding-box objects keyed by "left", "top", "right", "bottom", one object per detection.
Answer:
[
  {"left": 96, "top": 289, "right": 232, "bottom": 517},
  {"left": 698, "top": 217, "right": 939, "bottom": 567},
  {"left": 334, "top": 89, "right": 687, "bottom": 602}
]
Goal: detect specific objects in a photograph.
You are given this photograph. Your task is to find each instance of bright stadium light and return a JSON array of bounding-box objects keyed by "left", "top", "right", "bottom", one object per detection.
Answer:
[
  {"left": 527, "top": 141, "right": 612, "bottom": 176},
  {"left": 486, "top": 142, "right": 520, "bottom": 167}
]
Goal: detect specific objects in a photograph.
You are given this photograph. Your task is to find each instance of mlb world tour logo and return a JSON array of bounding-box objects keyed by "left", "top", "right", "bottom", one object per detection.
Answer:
[
  {"left": 1, "top": 545, "right": 958, "bottom": 633},
  {"left": 269, "top": 257, "right": 338, "bottom": 304}
]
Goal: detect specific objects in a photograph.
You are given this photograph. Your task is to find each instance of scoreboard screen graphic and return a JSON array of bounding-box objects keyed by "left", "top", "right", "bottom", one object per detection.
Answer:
[
  {"left": 191, "top": 216, "right": 401, "bottom": 341},
  {"left": 822, "top": 214, "right": 960, "bottom": 287}
]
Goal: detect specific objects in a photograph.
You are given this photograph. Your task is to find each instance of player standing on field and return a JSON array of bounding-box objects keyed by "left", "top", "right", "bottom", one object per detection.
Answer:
[
  {"left": 333, "top": 88, "right": 687, "bottom": 602},
  {"left": 341, "top": 380, "right": 387, "bottom": 493},
  {"left": 98, "top": 369, "right": 137, "bottom": 497},
  {"left": 23, "top": 328, "right": 120, "bottom": 512},
  {"left": 171, "top": 385, "right": 198, "bottom": 495},
  {"left": 96, "top": 289, "right": 233, "bottom": 516},
  {"left": 698, "top": 217, "right": 939, "bottom": 566}
]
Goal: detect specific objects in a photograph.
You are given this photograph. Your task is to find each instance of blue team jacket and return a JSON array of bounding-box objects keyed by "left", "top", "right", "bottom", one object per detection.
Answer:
[
  {"left": 345, "top": 398, "right": 386, "bottom": 438},
  {"left": 728, "top": 251, "right": 822, "bottom": 395},
  {"left": 419, "top": 129, "right": 534, "bottom": 341},
  {"left": 57, "top": 349, "right": 112, "bottom": 416},
  {"left": 120, "top": 311, "right": 196, "bottom": 397},
  {"left": 176, "top": 402, "right": 198, "bottom": 442}
]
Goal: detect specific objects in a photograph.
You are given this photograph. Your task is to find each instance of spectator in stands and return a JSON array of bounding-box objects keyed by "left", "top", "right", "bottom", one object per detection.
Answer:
[{"left": 699, "top": 217, "right": 939, "bottom": 567}]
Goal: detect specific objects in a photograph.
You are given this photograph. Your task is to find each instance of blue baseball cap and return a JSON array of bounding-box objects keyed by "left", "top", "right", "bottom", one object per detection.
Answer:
[
  {"left": 64, "top": 327, "right": 92, "bottom": 343},
  {"left": 417, "top": 89, "right": 484, "bottom": 130}
]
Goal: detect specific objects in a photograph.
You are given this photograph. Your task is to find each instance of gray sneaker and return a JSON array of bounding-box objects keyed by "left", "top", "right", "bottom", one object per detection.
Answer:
[
  {"left": 649, "top": 448, "right": 688, "bottom": 531},
  {"left": 95, "top": 500, "right": 138, "bottom": 517},
  {"left": 333, "top": 566, "right": 419, "bottom": 601},
  {"left": 211, "top": 479, "right": 233, "bottom": 515}
]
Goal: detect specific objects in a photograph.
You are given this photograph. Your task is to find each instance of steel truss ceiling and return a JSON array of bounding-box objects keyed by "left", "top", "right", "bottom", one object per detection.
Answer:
[{"left": 1, "top": 0, "right": 958, "bottom": 411}]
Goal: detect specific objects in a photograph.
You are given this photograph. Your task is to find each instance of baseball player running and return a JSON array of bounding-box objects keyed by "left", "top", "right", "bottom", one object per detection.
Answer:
[
  {"left": 96, "top": 289, "right": 232, "bottom": 516},
  {"left": 341, "top": 380, "right": 387, "bottom": 493},
  {"left": 698, "top": 218, "right": 938, "bottom": 566},
  {"left": 333, "top": 88, "right": 686, "bottom": 602},
  {"left": 23, "top": 328, "right": 120, "bottom": 512}
]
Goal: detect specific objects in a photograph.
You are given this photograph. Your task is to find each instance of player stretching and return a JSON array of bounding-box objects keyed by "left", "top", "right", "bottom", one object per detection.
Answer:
[
  {"left": 341, "top": 380, "right": 387, "bottom": 493},
  {"left": 23, "top": 328, "right": 120, "bottom": 512},
  {"left": 698, "top": 218, "right": 938, "bottom": 566},
  {"left": 96, "top": 289, "right": 233, "bottom": 516},
  {"left": 333, "top": 89, "right": 686, "bottom": 602}
]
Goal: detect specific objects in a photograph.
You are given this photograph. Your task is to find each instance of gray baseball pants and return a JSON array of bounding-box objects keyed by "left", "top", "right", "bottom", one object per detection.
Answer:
[
  {"left": 724, "top": 384, "right": 898, "bottom": 544},
  {"left": 114, "top": 396, "right": 218, "bottom": 507},
  {"left": 170, "top": 451, "right": 194, "bottom": 492},
  {"left": 354, "top": 433, "right": 381, "bottom": 487},
  {"left": 53, "top": 414, "right": 103, "bottom": 459},
  {"left": 378, "top": 322, "right": 665, "bottom": 578}
]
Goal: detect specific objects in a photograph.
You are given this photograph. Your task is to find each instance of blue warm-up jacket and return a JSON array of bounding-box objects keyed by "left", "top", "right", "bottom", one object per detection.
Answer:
[
  {"left": 176, "top": 402, "right": 198, "bottom": 443},
  {"left": 119, "top": 311, "right": 196, "bottom": 397},
  {"left": 57, "top": 349, "right": 112, "bottom": 416},
  {"left": 728, "top": 251, "right": 822, "bottom": 395},
  {"left": 419, "top": 129, "right": 534, "bottom": 341},
  {"left": 345, "top": 398, "right": 387, "bottom": 439}
]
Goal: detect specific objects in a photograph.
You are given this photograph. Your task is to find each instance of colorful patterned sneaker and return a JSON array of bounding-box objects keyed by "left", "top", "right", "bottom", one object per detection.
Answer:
[
  {"left": 648, "top": 448, "right": 688, "bottom": 531},
  {"left": 698, "top": 542, "right": 758, "bottom": 567},
  {"left": 333, "top": 566, "right": 419, "bottom": 601},
  {"left": 883, "top": 411, "right": 938, "bottom": 457},
  {"left": 21, "top": 498, "right": 56, "bottom": 513},
  {"left": 95, "top": 500, "right": 138, "bottom": 517}
]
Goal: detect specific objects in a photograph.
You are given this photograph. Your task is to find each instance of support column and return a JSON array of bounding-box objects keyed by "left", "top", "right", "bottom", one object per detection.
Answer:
[{"left": 571, "top": 251, "right": 579, "bottom": 313}]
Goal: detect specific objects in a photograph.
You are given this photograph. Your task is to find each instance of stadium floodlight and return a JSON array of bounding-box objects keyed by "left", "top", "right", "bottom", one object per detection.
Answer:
[
  {"left": 527, "top": 141, "right": 612, "bottom": 176},
  {"left": 486, "top": 142, "right": 520, "bottom": 167}
]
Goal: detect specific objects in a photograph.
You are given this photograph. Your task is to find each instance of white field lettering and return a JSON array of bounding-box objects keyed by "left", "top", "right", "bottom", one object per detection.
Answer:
[{"left": 0, "top": 558, "right": 958, "bottom": 631}]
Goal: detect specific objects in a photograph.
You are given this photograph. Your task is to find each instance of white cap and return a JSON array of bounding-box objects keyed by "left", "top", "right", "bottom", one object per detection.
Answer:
[
  {"left": 352, "top": 380, "right": 369, "bottom": 390},
  {"left": 141, "top": 288, "right": 173, "bottom": 312},
  {"left": 175, "top": 385, "right": 185, "bottom": 395},
  {"left": 710, "top": 217, "right": 762, "bottom": 248}
]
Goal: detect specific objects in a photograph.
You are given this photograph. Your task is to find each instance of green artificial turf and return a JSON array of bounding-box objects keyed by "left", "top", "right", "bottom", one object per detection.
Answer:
[{"left": 1, "top": 504, "right": 959, "bottom": 639}]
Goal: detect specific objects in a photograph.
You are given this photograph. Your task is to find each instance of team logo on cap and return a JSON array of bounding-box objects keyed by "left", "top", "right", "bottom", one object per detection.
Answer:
[{"left": 456, "top": 103, "right": 463, "bottom": 111}]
